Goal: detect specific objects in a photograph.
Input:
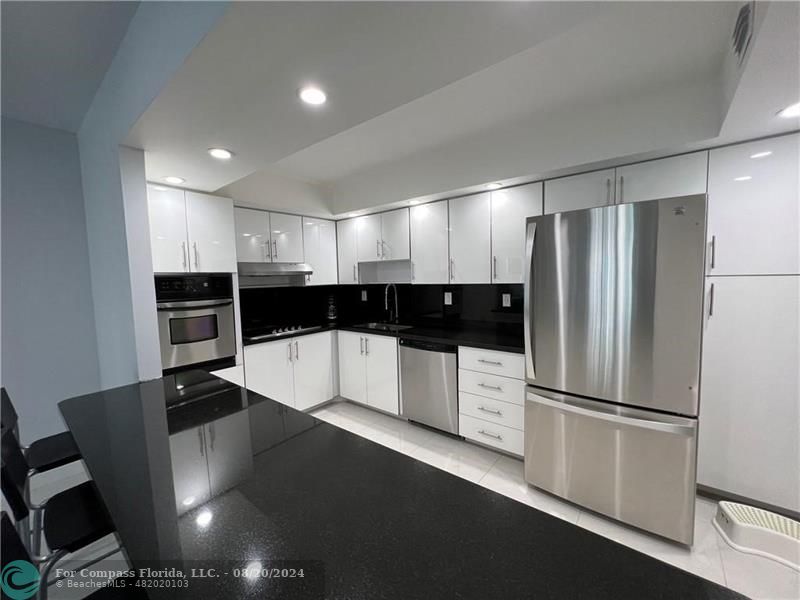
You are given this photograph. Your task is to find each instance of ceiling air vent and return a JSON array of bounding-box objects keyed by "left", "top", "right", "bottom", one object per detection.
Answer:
[{"left": 731, "top": 1, "right": 754, "bottom": 66}]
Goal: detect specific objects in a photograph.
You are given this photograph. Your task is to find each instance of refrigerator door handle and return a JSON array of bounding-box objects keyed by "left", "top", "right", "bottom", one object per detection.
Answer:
[
  {"left": 527, "top": 392, "right": 696, "bottom": 436},
  {"left": 523, "top": 221, "right": 536, "bottom": 380}
]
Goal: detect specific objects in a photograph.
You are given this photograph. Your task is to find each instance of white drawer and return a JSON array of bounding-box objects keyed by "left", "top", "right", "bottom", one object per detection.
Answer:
[
  {"left": 458, "top": 369, "right": 525, "bottom": 406},
  {"left": 459, "top": 392, "right": 524, "bottom": 431},
  {"left": 459, "top": 413, "right": 524, "bottom": 456},
  {"left": 458, "top": 346, "right": 524, "bottom": 380}
]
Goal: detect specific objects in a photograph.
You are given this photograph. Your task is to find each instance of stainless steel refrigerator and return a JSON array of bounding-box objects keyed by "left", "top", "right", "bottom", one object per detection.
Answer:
[{"left": 522, "top": 195, "right": 706, "bottom": 545}]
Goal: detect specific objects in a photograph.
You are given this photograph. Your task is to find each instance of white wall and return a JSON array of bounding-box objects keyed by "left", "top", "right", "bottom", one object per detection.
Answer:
[
  {"left": 78, "top": 1, "right": 228, "bottom": 388},
  {"left": 216, "top": 165, "right": 332, "bottom": 217},
  {"left": 1, "top": 118, "right": 101, "bottom": 439}
]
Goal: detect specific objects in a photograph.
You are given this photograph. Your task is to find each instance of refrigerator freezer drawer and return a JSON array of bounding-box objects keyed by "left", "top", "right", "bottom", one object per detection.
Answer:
[{"left": 524, "top": 388, "right": 698, "bottom": 545}]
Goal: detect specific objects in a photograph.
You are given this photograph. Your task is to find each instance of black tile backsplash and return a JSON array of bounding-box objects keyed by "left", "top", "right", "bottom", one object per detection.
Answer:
[{"left": 239, "top": 284, "right": 523, "bottom": 333}]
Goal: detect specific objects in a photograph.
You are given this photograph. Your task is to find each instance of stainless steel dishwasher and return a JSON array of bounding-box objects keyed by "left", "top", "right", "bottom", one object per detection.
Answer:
[{"left": 399, "top": 338, "right": 458, "bottom": 434}]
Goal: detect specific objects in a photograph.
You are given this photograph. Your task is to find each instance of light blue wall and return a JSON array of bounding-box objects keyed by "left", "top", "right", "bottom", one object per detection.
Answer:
[
  {"left": 1, "top": 118, "right": 101, "bottom": 439},
  {"left": 78, "top": 1, "right": 228, "bottom": 389}
]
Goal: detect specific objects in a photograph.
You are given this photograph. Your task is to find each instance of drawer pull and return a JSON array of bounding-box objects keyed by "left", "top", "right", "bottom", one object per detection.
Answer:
[
  {"left": 477, "top": 429, "right": 503, "bottom": 441},
  {"left": 478, "top": 406, "right": 502, "bottom": 416},
  {"left": 478, "top": 383, "right": 503, "bottom": 392},
  {"left": 477, "top": 359, "right": 503, "bottom": 366}
]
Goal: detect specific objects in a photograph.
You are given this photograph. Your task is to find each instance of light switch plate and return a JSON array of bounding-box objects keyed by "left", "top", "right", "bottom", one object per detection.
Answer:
[
  {"left": 502, "top": 293, "right": 511, "bottom": 308},
  {"left": 444, "top": 292, "right": 453, "bottom": 306},
  {"left": 361, "top": 290, "right": 368, "bottom": 301}
]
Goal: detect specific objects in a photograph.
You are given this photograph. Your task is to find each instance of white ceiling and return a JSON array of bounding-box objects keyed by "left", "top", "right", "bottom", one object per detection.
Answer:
[{"left": 1, "top": 1, "right": 139, "bottom": 132}]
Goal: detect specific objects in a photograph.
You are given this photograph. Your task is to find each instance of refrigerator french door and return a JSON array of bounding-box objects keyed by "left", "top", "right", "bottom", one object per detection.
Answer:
[{"left": 522, "top": 195, "right": 707, "bottom": 545}]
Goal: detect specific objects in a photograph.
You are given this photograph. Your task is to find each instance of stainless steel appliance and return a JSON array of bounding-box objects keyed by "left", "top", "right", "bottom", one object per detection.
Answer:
[
  {"left": 522, "top": 195, "right": 706, "bottom": 545},
  {"left": 399, "top": 338, "right": 458, "bottom": 434},
  {"left": 156, "top": 274, "right": 236, "bottom": 373},
  {"left": 237, "top": 261, "right": 312, "bottom": 288},
  {"left": 243, "top": 324, "right": 323, "bottom": 344}
]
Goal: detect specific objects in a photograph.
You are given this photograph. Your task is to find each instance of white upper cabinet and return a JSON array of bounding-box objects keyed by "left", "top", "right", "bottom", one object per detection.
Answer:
[
  {"left": 491, "top": 183, "right": 543, "bottom": 283},
  {"left": 356, "top": 214, "right": 383, "bottom": 262},
  {"left": 269, "top": 213, "right": 304, "bottom": 263},
  {"left": 234, "top": 207, "right": 271, "bottom": 263},
  {"left": 148, "top": 185, "right": 188, "bottom": 273},
  {"left": 410, "top": 201, "right": 449, "bottom": 284},
  {"left": 616, "top": 151, "right": 707, "bottom": 204},
  {"left": 544, "top": 169, "right": 615, "bottom": 215},
  {"left": 707, "top": 133, "right": 799, "bottom": 275},
  {"left": 380, "top": 208, "right": 410, "bottom": 261},
  {"left": 337, "top": 218, "right": 359, "bottom": 284},
  {"left": 449, "top": 193, "right": 491, "bottom": 283},
  {"left": 303, "top": 217, "right": 338, "bottom": 285},
  {"left": 185, "top": 192, "right": 237, "bottom": 273}
]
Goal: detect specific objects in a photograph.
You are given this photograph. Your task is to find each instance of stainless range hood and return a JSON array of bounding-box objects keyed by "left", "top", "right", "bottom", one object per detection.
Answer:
[{"left": 237, "top": 262, "right": 313, "bottom": 288}]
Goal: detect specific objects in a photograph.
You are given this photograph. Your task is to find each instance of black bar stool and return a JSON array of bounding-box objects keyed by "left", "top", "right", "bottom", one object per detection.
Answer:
[
  {"left": 1, "top": 512, "right": 145, "bottom": 600},
  {"left": 1, "top": 429, "right": 118, "bottom": 599}
]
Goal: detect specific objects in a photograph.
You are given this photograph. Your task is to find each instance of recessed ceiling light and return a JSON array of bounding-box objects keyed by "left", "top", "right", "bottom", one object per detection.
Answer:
[
  {"left": 486, "top": 182, "right": 503, "bottom": 190},
  {"left": 777, "top": 102, "right": 800, "bottom": 118},
  {"left": 750, "top": 151, "right": 772, "bottom": 159},
  {"left": 409, "top": 200, "right": 420, "bottom": 205},
  {"left": 299, "top": 86, "right": 327, "bottom": 105},
  {"left": 734, "top": 176, "right": 752, "bottom": 182},
  {"left": 164, "top": 176, "right": 185, "bottom": 185},
  {"left": 208, "top": 148, "right": 233, "bottom": 160}
]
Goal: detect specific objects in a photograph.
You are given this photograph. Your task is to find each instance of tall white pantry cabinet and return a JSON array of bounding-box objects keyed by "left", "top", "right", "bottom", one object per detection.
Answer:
[{"left": 698, "top": 132, "right": 800, "bottom": 512}]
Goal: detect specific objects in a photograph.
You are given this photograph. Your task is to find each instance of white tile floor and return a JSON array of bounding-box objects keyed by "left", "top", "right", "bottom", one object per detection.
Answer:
[
  {"left": 311, "top": 400, "right": 800, "bottom": 600},
  {"left": 31, "top": 400, "right": 798, "bottom": 599}
]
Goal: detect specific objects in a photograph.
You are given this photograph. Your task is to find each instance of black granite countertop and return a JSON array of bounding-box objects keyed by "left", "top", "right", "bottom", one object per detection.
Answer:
[
  {"left": 59, "top": 372, "right": 745, "bottom": 599},
  {"left": 246, "top": 321, "right": 525, "bottom": 354}
]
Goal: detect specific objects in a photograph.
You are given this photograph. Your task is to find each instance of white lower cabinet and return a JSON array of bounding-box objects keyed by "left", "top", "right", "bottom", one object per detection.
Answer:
[
  {"left": 243, "top": 331, "right": 336, "bottom": 411},
  {"left": 458, "top": 414, "right": 524, "bottom": 456},
  {"left": 337, "top": 331, "right": 399, "bottom": 415},
  {"left": 698, "top": 276, "right": 800, "bottom": 512}
]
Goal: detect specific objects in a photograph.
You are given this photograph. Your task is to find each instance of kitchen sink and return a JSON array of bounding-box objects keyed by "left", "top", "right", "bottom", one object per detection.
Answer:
[{"left": 354, "top": 322, "right": 413, "bottom": 332}]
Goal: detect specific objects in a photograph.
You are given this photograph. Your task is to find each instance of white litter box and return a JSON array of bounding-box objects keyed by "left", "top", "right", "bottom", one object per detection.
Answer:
[{"left": 713, "top": 501, "right": 800, "bottom": 571}]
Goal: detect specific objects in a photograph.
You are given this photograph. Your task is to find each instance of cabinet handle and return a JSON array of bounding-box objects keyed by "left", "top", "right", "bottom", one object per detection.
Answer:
[
  {"left": 273, "top": 240, "right": 278, "bottom": 260},
  {"left": 263, "top": 241, "right": 269, "bottom": 261},
  {"left": 618, "top": 175, "right": 624, "bottom": 204},
  {"left": 478, "top": 382, "right": 503, "bottom": 392},
  {"left": 209, "top": 423, "right": 215, "bottom": 452},
  {"left": 198, "top": 428, "right": 204, "bottom": 456},
  {"left": 193, "top": 242, "right": 199, "bottom": 269},
  {"left": 606, "top": 178, "right": 611, "bottom": 205},
  {"left": 411, "top": 261, "right": 415, "bottom": 281},
  {"left": 353, "top": 264, "right": 357, "bottom": 282},
  {"left": 365, "top": 337, "right": 369, "bottom": 356},
  {"left": 294, "top": 340, "right": 299, "bottom": 361},
  {"left": 181, "top": 242, "right": 188, "bottom": 271},
  {"left": 360, "top": 337, "right": 364, "bottom": 355},
  {"left": 376, "top": 239, "right": 381, "bottom": 259},
  {"left": 477, "top": 429, "right": 503, "bottom": 441},
  {"left": 492, "top": 256, "right": 497, "bottom": 279},
  {"left": 381, "top": 240, "right": 387, "bottom": 260},
  {"left": 708, "top": 283, "right": 715, "bottom": 318},
  {"left": 450, "top": 258, "right": 455, "bottom": 281},
  {"left": 710, "top": 235, "right": 716, "bottom": 270},
  {"left": 478, "top": 406, "right": 503, "bottom": 416},
  {"left": 288, "top": 342, "right": 293, "bottom": 362},
  {"left": 477, "top": 358, "right": 503, "bottom": 366}
]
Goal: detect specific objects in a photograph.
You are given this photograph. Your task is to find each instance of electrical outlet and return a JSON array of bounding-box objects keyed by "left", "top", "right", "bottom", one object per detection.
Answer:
[
  {"left": 361, "top": 290, "right": 368, "bottom": 302},
  {"left": 502, "top": 293, "right": 511, "bottom": 308},
  {"left": 444, "top": 292, "right": 453, "bottom": 306}
]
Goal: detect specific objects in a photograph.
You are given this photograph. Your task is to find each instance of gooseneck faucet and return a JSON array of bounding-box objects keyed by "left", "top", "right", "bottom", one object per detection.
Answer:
[{"left": 384, "top": 283, "right": 399, "bottom": 323}]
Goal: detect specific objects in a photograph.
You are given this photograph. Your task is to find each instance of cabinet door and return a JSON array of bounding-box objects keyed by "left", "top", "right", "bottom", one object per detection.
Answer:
[
  {"left": 147, "top": 185, "right": 188, "bottom": 273},
  {"left": 544, "top": 169, "right": 615, "bottom": 215},
  {"left": 410, "top": 201, "right": 449, "bottom": 284},
  {"left": 234, "top": 207, "right": 271, "bottom": 263},
  {"left": 269, "top": 213, "right": 304, "bottom": 263},
  {"left": 707, "top": 134, "right": 799, "bottom": 275},
  {"left": 356, "top": 214, "right": 382, "bottom": 262},
  {"left": 616, "top": 152, "right": 707, "bottom": 204},
  {"left": 337, "top": 218, "right": 359, "bottom": 284},
  {"left": 206, "top": 410, "right": 254, "bottom": 497},
  {"left": 698, "top": 276, "right": 800, "bottom": 511},
  {"left": 365, "top": 335, "right": 399, "bottom": 415},
  {"left": 303, "top": 217, "right": 338, "bottom": 285},
  {"left": 491, "top": 183, "right": 543, "bottom": 283},
  {"left": 185, "top": 191, "right": 236, "bottom": 272},
  {"left": 380, "top": 208, "right": 410, "bottom": 260},
  {"left": 169, "top": 426, "right": 210, "bottom": 515},
  {"left": 448, "top": 193, "right": 491, "bottom": 283},
  {"left": 293, "top": 332, "right": 335, "bottom": 411},
  {"left": 338, "top": 331, "right": 367, "bottom": 404},
  {"left": 243, "top": 341, "right": 295, "bottom": 407}
]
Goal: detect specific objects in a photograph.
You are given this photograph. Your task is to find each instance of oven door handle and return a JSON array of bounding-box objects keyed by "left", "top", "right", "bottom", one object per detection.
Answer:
[{"left": 157, "top": 299, "right": 233, "bottom": 311}]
